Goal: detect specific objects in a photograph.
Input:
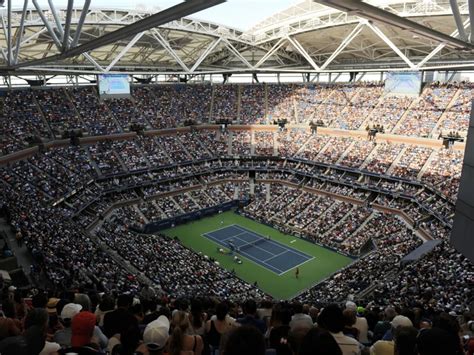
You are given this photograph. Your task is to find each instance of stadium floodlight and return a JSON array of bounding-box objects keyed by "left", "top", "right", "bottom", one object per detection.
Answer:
[{"left": 313, "top": 0, "right": 474, "bottom": 50}]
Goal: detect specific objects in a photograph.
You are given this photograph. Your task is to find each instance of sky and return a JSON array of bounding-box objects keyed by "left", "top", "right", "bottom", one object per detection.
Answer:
[{"left": 30, "top": 0, "right": 302, "bottom": 31}]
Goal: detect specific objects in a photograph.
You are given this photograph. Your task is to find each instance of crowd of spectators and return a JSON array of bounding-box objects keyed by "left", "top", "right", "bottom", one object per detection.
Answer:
[{"left": 0, "top": 80, "right": 472, "bottom": 355}]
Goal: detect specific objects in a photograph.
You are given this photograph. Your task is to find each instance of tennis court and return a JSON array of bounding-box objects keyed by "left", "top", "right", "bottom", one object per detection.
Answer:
[{"left": 203, "top": 224, "right": 313, "bottom": 275}]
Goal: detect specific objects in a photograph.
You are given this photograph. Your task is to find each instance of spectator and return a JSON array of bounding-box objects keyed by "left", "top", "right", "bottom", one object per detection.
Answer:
[
  {"left": 318, "top": 304, "right": 362, "bottom": 355},
  {"left": 168, "top": 311, "right": 203, "bottom": 355},
  {"left": 237, "top": 299, "right": 267, "bottom": 334}
]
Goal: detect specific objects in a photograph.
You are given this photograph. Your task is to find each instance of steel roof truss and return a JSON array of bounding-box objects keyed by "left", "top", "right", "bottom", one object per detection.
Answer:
[
  {"left": 190, "top": 37, "right": 221, "bottom": 72},
  {"left": 150, "top": 29, "right": 190, "bottom": 72},
  {"left": 105, "top": 32, "right": 145, "bottom": 72},
  {"left": 366, "top": 21, "right": 416, "bottom": 69},
  {"left": 221, "top": 38, "right": 254, "bottom": 69},
  {"left": 320, "top": 21, "right": 364, "bottom": 70},
  {"left": 286, "top": 35, "right": 320, "bottom": 71},
  {"left": 417, "top": 18, "right": 470, "bottom": 68},
  {"left": 255, "top": 37, "right": 287, "bottom": 68}
]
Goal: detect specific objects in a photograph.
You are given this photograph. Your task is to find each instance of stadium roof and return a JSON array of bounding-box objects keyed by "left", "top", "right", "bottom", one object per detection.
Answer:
[{"left": 1, "top": 0, "right": 474, "bottom": 75}]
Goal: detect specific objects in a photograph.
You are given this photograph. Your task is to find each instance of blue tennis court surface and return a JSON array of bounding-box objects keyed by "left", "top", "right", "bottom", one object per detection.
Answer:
[{"left": 203, "top": 224, "right": 313, "bottom": 275}]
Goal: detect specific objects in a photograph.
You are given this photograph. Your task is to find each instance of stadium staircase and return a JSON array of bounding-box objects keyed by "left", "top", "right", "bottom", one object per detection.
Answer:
[
  {"left": 416, "top": 150, "right": 438, "bottom": 180},
  {"left": 286, "top": 195, "right": 321, "bottom": 226},
  {"left": 341, "top": 211, "right": 377, "bottom": 248},
  {"left": 92, "top": 89, "right": 124, "bottom": 131},
  {"left": 148, "top": 201, "right": 167, "bottom": 219},
  {"left": 112, "top": 149, "right": 130, "bottom": 172},
  {"left": 302, "top": 200, "right": 338, "bottom": 229},
  {"left": 31, "top": 94, "right": 56, "bottom": 139},
  {"left": 236, "top": 85, "right": 242, "bottom": 124},
  {"left": 134, "top": 205, "right": 149, "bottom": 224},
  {"left": 0, "top": 220, "right": 36, "bottom": 288},
  {"left": 358, "top": 144, "right": 379, "bottom": 170},
  {"left": 430, "top": 87, "right": 463, "bottom": 136},
  {"left": 268, "top": 191, "right": 303, "bottom": 222},
  {"left": 321, "top": 205, "right": 357, "bottom": 237},
  {"left": 391, "top": 96, "right": 421, "bottom": 133},
  {"left": 84, "top": 147, "right": 103, "bottom": 177},
  {"left": 386, "top": 146, "right": 408, "bottom": 175},
  {"left": 359, "top": 93, "right": 389, "bottom": 129},
  {"left": 60, "top": 88, "right": 88, "bottom": 130},
  {"left": 335, "top": 140, "right": 356, "bottom": 165}
]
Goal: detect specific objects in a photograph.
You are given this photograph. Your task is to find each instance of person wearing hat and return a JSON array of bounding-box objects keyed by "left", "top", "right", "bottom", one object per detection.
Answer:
[
  {"left": 370, "top": 315, "right": 413, "bottom": 355},
  {"left": 54, "top": 303, "right": 108, "bottom": 350},
  {"left": 134, "top": 315, "right": 170, "bottom": 355},
  {"left": 59, "top": 311, "right": 105, "bottom": 354},
  {"left": 53, "top": 303, "right": 83, "bottom": 348}
]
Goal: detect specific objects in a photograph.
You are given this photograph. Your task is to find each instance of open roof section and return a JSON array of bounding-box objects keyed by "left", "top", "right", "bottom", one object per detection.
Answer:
[{"left": 1, "top": 0, "right": 473, "bottom": 75}]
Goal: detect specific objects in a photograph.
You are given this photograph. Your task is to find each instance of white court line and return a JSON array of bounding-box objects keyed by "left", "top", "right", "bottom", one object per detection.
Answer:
[
  {"left": 203, "top": 224, "right": 242, "bottom": 237},
  {"left": 203, "top": 224, "right": 313, "bottom": 275},
  {"left": 263, "top": 250, "right": 289, "bottom": 263},
  {"left": 232, "top": 224, "right": 312, "bottom": 259}
]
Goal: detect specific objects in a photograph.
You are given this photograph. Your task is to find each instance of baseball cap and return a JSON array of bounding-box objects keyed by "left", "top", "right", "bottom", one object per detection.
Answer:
[
  {"left": 60, "top": 303, "right": 83, "bottom": 320},
  {"left": 47, "top": 298, "right": 60, "bottom": 314},
  {"left": 391, "top": 315, "right": 413, "bottom": 329},
  {"left": 143, "top": 315, "right": 170, "bottom": 350},
  {"left": 71, "top": 311, "right": 97, "bottom": 347}
]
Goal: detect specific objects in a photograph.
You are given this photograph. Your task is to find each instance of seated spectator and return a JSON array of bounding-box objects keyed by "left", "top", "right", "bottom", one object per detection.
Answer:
[
  {"left": 103, "top": 294, "right": 137, "bottom": 339},
  {"left": 0, "top": 308, "right": 49, "bottom": 355},
  {"left": 221, "top": 326, "right": 265, "bottom": 355},
  {"left": 205, "top": 302, "right": 234, "bottom": 351},
  {"left": 59, "top": 311, "right": 104, "bottom": 354},
  {"left": 237, "top": 299, "right": 267, "bottom": 334},
  {"left": 136, "top": 315, "right": 170, "bottom": 355},
  {"left": 53, "top": 302, "right": 83, "bottom": 347},
  {"left": 168, "top": 311, "right": 203, "bottom": 355},
  {"left": 299, "top": 327, "right": 342, "bottom": 355},
  {"left": 371, "top": 315, "right": 413, "bottom": 355},
  {"left": 394, "top": 326, "right": 418, "bottom": 355},
  {"left": 0, "top": 299, "right": 22, "bottom": 340},
  {"left": 317, "top": 304, "right": 362, "bottom": 355},
  {"left": 289, "top": 302, "right": 313, "bottom": 333},
  {"left": 268, "top": 304, "right": 292, "bottom": 355}
]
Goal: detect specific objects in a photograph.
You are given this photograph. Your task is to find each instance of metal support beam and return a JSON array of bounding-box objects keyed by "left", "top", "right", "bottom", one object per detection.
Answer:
[
  {"left": 320, "top": 21, "right": 364, "bottom": 70},
  {"left": 417, "top": 18, "right": 470, "bottom": 68},
  {"left": 63, "top": 0, "right": 75, "bottom": 51},
  {"left": 71, "top": 0, "right": 91, "bottom": 48},
  {"left": 13, "top": 0, "right": 225, "bottom": 69},
  {"left": 190, "top": 37, "right": 222, "bottom": 72},
  {"left": 315, "top": 0, "right": 474, "bottom": 49},
  {"left": 221, "top": 38, "right": 254, "bottom": 69},
  {"left": 7, "top": 0, "right": 12, "bottom": 65},
  {"left": 48, "top": 0, "right": 64, "bottom": 38},
  {"left": 469, "top": 0, "right": 474, "bottom": 43},
  {"left": 255, "top": 37, "right": 287, "bottom": 68},
  {"left": 13, "top": 0, "right": 29, "bottom": 64},
  {"left": 105, "top": 32, "right": 145, "bottom": 72},
  {"left": 286, "top": 35, "right": 320, "bottom": 71},
  {"left": 366, "top": 22, "right": 416, "bottom": 69},
  {"left": 150, "top": 29, "right": 190, "bottom": 72},
  {"left": 450, "top": 0, "right": 467, "bottom": 41},
  {"left": 32, "top": 0, "right": 62, "bottom": 49}
]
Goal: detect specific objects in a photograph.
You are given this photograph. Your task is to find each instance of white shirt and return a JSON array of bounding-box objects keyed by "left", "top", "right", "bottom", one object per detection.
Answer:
[
  {"left": 355, "top": 317, "right": 369, "bottom": 343},
  {"left": 331, "top": 331, "right": 362, "bottom": 355}
]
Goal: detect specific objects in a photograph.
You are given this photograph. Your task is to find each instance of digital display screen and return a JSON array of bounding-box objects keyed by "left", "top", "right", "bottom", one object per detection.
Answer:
[
  {"left": 385, "top": 71, "right": 422, "bottom": 96},
  {"left": 98, "top": 74, "right": 131, "bottom": 99}
]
